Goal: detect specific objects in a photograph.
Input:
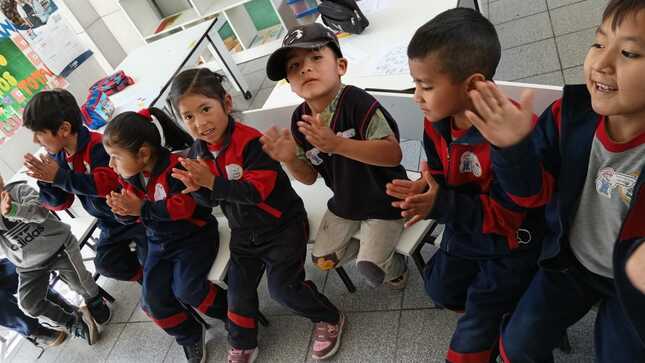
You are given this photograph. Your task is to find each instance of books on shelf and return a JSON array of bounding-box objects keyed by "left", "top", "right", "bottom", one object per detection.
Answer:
[{"left": 154, "top": 13, "right": 182, "bottom": 34}]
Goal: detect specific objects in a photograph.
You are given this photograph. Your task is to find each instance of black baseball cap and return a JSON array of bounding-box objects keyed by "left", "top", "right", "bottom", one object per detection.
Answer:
[{"left": 266, "top": 23, "right": 343, "bottom": 81}]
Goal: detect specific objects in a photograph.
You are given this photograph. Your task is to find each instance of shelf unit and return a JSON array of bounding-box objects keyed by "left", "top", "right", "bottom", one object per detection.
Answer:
[{"left": 117, "top": 0, "right": 291, "bottom": 63}]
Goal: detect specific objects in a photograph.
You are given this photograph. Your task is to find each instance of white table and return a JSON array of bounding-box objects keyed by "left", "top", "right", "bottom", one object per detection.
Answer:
[
  {"left": 110, "top": 17, "right": 251, "bottom": 114},
  {"left": 262, "top": 0, "right": 459, "bottom": 109}
]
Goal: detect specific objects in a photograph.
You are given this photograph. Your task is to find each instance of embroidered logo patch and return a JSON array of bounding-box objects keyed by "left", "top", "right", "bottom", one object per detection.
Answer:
[
  {"left": 225, "top": 164, "right": 243, "bottom": 180},
  {"left": 305, "top": 148, "right": 323, "bottom": 166},
  {"left": 595, "top": 167, "right": 638, "bottom": 205},
  {"left": 459, "top": 151, "right": 482, "bottom": 177},
  {"left": 153, "top": 183, "right": 166, "bottom": 201}
]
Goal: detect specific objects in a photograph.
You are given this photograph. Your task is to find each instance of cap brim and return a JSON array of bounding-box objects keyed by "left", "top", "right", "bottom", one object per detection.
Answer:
[{"left": 266, "top": 41, "right": 333, "bottom": 81}]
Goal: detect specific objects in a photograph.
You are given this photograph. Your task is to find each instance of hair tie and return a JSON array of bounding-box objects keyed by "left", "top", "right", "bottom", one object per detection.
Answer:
[{"left": 137, "top": 108, "right": 152, "bottom": 121}]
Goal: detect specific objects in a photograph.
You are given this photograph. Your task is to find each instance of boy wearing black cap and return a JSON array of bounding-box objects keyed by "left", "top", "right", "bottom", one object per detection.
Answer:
[{"left": 261, "top": 23, "right": 410, "bottom": 290}]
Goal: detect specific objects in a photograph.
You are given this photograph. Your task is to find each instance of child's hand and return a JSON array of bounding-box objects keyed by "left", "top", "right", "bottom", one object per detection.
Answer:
[
  {"left": 23, "top": 153, "right": 59, "bottom": 183},
  {"left": 394, "top": 163, "right": 440, "bottom": 228},
  {"left": 297, "top": 114, "right": 341, "bottom": 154},
  {"left": 178, "top": 158, "right": 215, "bottom": 190},
  {"left": 386, "top": 177, "right": 427, "bottom": 201},
  {"left": 626, "top": 241, "right": 645, "bottom": 294},
  {"left": 260, "top": 126, "right": 298, "bottom": 163},
  {"left": 171, "top": 168, "right": 201, "bottom": 194},
  {"left": 0, "top": 191, "right": 12, "bottom": 215},
  {"left": 106, "top": 190, "right": 143, "bottom": 216},
  {"left": 465, "top": 81, "right": 535, "bottom": 148}
]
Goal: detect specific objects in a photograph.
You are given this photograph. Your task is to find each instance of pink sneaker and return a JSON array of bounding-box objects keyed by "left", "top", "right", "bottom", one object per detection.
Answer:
[
  {"left": 311, "top": 312, "right": 346, "bottom": 360},
  {"left": 228, "top": 347, "right": 258, "bottom": 363}
]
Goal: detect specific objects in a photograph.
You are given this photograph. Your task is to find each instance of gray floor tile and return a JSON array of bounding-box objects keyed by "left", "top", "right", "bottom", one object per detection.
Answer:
[
  {"left": 555, "top": 27, "right": 596, "bottom": 68},
  {"left": 54, "top": 323, "right": 126, "bottom": 363},
  {"left": 322, "top": 261, "right": 404, "bottom": 313},
  {"left": 257, "top": 315, "right": 313, "bottom": 363},
  {"left": 489, "top": 0, "right": 547, "bottom": 24},
  {"left": 6, "top": 337, "right": 62, "bottom": 363},
  {"left": 497, "top": 11, "right": 553, "bottom": 49},
  {"left": 497, "top": 38, "right": 560, "bottom": 80},
  {"left": 516, "top": 70, "right": 565, "bottom": 85},
  {"left": 129, "top": 302, "right": 151, "bottom": 322},
  {"left": 163, "top": 322, "right": 228, "bottom": 362},
  {"left": 306, "top": 311, "right": 400, "bottom": 363},
  {"left": 97, "top": 278, "right": 141, "bottom": 324},
  {"left": 402, "top": 244, "right": 439, "bottom": 309},
  {"left": 395, "top": 309, "right": 460, "bottom": 363},
  {"left": 547, "top": 0, "right": 585, "bottom": 9},
  {"left": 563, "top": 65, "right": 585, "bottom": 84},
  {"left": 105, "top": 322, "right": 173, "bottom": 363},
  {"left": 554, "top": 311, "right": 596, "bottom": 362},
  {"left": 549, "top": 0, "right": 608, "bottom": 36}
]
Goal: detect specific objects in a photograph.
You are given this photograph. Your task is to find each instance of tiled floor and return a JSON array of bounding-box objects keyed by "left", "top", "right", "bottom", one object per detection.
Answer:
[{"left": 2, "top": 1, "right": 607, "bottom": 362}]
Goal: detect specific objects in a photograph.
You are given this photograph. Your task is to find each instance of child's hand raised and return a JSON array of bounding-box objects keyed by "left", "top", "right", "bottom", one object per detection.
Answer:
[
  {"left": 0, "top": 191, "right": 12, "bottom": 215},
  {"left": 260, "top": 126, "right": 299, "bottom": 163},
  {"left": 178, "top": 158, "right": 215, "bottom": 190},
  {"left": 23, "top": 153, "right": 59, "bottom": 183},
  {"left": 297, "top": 114, "right": 341, "bottom": 154},
  {"left": 106, "top": 189, "right": 143, "bottom": 216},
  {"left": 465, "top": 81, "right": 535, "bottom": 148},
  {"left": 386, "top": 177, "right": 427, "bottom": 201},
  {"left": 171, "top": 168, "right": 200, "bottom": 194},
  {"left": 392, "top": 163, "right": 440, "bottom": 228}
]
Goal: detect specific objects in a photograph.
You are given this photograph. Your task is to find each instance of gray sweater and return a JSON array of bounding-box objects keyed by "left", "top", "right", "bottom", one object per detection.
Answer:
[{"left": 0, "top": 181, "right": 73, "bottom": 269}]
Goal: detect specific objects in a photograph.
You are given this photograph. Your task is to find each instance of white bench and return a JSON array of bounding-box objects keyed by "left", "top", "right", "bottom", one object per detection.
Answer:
[{"left": 208, "top": 171, "right": 439, "bottom": 290}]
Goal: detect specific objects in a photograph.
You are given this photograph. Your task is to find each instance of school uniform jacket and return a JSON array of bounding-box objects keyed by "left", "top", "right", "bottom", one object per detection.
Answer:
[
  {"left": 118, "top": 148, "right": 217, "bottom": 245},
  {"left": 38, "top": 126, "right": 130, "bottom": 236},
  {"left": 290, "top": 85, "right": 408, "bottom": 221},
  {"left": 423, "top": 116, "right": 545, "bottom": 259},
  {"left": 491, "top": 84, "right": 645, "bottom": 345},
  {"left": 188, "top": 117, "right": 306, "bottom": 240}
]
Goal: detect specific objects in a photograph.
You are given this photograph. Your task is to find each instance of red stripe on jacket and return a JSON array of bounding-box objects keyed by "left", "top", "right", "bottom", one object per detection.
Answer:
[
  {"left": 480, "top": 196, "right": 526, "bottom": 250},
  {"left": 228, "top": 311, "right": 256, "bottom": 329}
]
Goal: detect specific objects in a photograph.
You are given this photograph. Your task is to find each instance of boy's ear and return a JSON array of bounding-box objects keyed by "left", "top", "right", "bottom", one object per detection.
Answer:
[
  {"left": 58, "top": 121, "right": 72, "bottom": 137},
  {"left": 223, "top": 94, "right": 233, "bottom": 114},
  {"left": 464, "top": 73, "right": 487, "bottom": 92},
  {"left": 337, "top": 57, "right": 348, "bottom": 77}
]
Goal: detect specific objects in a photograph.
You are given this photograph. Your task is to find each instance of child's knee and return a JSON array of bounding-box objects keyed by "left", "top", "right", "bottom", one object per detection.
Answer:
[{"left": 18, "top": 297, "right": 42, "bottom": 317}]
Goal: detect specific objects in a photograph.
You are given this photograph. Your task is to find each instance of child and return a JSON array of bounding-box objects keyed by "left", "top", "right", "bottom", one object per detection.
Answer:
[
  {"left": 102, "top": 108, "right": 228, "bottom": 363},
  {"left": 0, "top": 175, "right": 105, "bottom": 345},
  {"left": 21, "top": 89, "right": 148, "bottom": 287},
  {"left": 168, "top": 68, "right": 345, "bottom": 362},
  {"left": 385, "top": 9, "right": 545, "bottom": 362},
  {"left": 465, "top": 1, "right": 645, "bottom": 361},
  {"left": 261, "top": 23, "right": 410, "bottom": 289}
]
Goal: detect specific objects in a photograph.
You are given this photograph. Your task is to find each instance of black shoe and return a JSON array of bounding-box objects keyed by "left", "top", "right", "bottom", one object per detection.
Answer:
[
  {"left": 27, "top": 326, "right": 68, "bottom": 347},
  {"left": 182, "top": 327, "right": 206, "bottom": 363},
  {"left": 66, "top": 309, "right": 98, "bottom": 345},
  {"left": 86, "top": 296, "right": 112, "bottom": 326}
]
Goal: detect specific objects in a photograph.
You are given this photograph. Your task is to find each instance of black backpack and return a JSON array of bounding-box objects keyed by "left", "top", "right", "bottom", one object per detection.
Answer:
[{"left": 319, "top": 0, "right": 369, "bottom": 34}]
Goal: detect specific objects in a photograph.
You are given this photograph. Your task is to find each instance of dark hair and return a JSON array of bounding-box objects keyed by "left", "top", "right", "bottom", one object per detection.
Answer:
[
  {"left": 407, "top": 8, "right": 501, "bottom": 81},
  {"left": 602, "top": 0, "right": 645, "bottom": 30},
  {"left": 23, "top": 89, "right": 82, "bottom": 134},
  {"left": 169, "top": 68, "right": 227, "bottom": 118},
  {"left": 103, "top": 107, "right": 193, "bottom": 155}
]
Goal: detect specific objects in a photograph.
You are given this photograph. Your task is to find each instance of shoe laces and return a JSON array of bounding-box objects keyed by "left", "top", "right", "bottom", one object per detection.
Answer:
[
  {"left": 314, "top": 321, "right": 337, "bottom": 338},
  {"left": 228, "top": 348, "right": 248, "bottom": 363}
]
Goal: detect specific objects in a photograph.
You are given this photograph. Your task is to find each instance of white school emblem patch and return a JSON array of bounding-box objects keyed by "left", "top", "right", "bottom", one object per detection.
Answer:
[
  {"left": 226, "top": 164, "right": 243, "bottom": 180},
  {"left": 305, "top": 148, "right": 323, "bottom": 166},
  {"left": 154, "top": 183, "right": 166, "bottom": 201},
  {"left": 595, "top": 167, "right": 638, "bottom": 205},
  {"left": 459, "top": 151, "right": 482, "bottom": 177}
]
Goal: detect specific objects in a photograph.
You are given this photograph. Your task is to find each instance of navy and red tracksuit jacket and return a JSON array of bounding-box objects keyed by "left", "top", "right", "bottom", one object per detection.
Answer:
[
  {"left": 491, "top": 84, "right": 645, "bottom": 345},
  {"left": 116, "top": 148, "right": 217, "bottom": 244},
  {"left": 187, "top": 117, "right": 306, "bottom": 238},
  {"left": 38, "top": 126, "right": 130, "bottom": 234},
  {"left": 424, "top": 117, "right": 545, "bottom": 258}
]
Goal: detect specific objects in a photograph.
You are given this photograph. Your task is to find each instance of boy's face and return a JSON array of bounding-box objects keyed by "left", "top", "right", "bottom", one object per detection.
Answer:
[
  {"left": 31, "top": 122, "right": 71, "bottom": 154},
  {"left": 285, "top": 47, "right": 347, "bottom": 102},
  {"left": 409, "top": 53, "right": 469, "bottom": 122},
  {"left": 584, "top": 10, "right": 645, "bottom": 121}
]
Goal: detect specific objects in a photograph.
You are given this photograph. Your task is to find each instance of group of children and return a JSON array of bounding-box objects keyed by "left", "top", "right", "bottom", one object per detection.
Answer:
[{"left": 0, "top": 1, "right": 643, "bottom": 362}]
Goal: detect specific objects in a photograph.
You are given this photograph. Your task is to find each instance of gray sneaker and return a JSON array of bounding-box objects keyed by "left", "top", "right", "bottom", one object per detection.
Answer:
[
  {"left": 182, "top": 326, "right": 206, "bottom": 363},
  {"left": 66, "top": 308, "right": 98, "bottom": 345},
  {"left": 383, "top": 265, "right": 409, "bottom": 290}
]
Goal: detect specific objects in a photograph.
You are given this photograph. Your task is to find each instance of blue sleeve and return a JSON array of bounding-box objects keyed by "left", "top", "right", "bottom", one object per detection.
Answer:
[{"left": 52, "top": 143, "right": 120, "bottom": 198}]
